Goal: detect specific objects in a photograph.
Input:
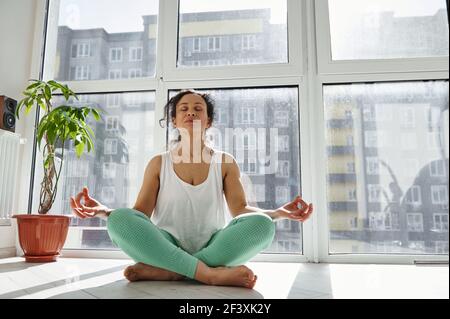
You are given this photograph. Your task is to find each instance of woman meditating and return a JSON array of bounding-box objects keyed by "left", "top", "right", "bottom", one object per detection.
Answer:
[{"left": 70, "top": 90, "right": 313, "bottom": 289}]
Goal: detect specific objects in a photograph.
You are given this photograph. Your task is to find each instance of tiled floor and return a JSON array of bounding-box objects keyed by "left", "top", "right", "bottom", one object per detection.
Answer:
[{"left": 0, "top": 257, "right": 447, "bottom": 299}]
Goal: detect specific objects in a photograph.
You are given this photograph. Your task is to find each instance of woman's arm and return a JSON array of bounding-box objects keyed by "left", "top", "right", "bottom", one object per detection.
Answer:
[
  {"left": 222, "top": 153, "right": 313, "bottom": 222},
  {"left": 132, "top": 155, "right": 161, "bottom": 218}
]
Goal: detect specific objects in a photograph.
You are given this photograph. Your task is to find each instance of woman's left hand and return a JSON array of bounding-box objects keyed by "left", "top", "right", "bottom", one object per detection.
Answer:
[{"left": 274, "top": 196, "right": 313, "bottom": 222}]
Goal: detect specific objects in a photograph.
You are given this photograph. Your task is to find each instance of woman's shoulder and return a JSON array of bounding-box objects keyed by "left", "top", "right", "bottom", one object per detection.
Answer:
[{"left": 145, "top": 152, "right": 167, "bottom": 174}]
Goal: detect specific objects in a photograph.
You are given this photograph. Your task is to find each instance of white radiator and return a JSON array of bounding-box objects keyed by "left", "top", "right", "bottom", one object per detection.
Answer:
[{"left": 0, "top": 130, "right": 21, "bottom": 225}]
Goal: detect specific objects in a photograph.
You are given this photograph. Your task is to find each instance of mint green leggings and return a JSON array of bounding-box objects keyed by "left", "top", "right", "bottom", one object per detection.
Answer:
[{"left": 107, "top": 208, "right": 275, "bottom": 279}]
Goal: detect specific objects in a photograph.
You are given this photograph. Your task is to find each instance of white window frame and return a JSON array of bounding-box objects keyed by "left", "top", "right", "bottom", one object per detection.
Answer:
[
  {"left": 276, "top": 186, "right": 290, "bottom": 204},
  {"left": 315, "top": 0, "right": 449, "bottom": 75},
  {"left": 105, "top": 116, "right": 119, "bottom": 131},
  {"left": 207, "top": 36, "right": 221, "bottom": 52},
  {"left": 75, "top": 42, "right": 91, "bottom": 57},
  {"left": 109, "top": 47, "right": 123, "bottom": 62},
  {"left": 407, "top": 213, "right": 424, "bottom": 232},
  {"left": 406, "top": 185, "right": 422, "bottom": 204},
  {"left": 108, "top": 69, "right": 122, "bottom": 80},
  {"left": 102, "top": 162, "right": 117, "bottom": 179},
  {"left": 23, "top": 0, "right": 447, "bottom": 264},
  {"left": 242, "top": 34, "right": 256, "bottom": 50},
  {"left": 431, "top": 185, "right": 448, "bottom": 205},
  {"left": 433, "top": 213, "right": 449, "bottom": 232},
  {"left": 128, "top": 68, "right": 142, "bottom": 79},
  {"left": 241, "top": 106, "right": 257, "bottom": 124},
  {"left": 74, "top": 65, "right": 90, "bottom": 80},
  {"left": 429, "top": 161, "right": 445, "bottom": 177},
  {"left": 104, "top": 138, "right": 118, "bottom": 155},
  {"left": 193, "top": 37, "right": 201, "bottom": 52},
  {"left": 276, "top": 160, "right": 290, "bottom": 178},
  {"left": 129, "top": 47, "right": 143, "bottom": 62}
]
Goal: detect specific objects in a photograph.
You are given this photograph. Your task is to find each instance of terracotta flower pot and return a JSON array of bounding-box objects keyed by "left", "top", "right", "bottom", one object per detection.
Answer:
[{"left": 12, "top": 214, "right": 70, "bottom": 262}]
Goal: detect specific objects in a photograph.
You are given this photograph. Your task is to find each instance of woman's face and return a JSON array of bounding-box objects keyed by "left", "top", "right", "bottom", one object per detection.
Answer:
[{"left": 172, "top": 93, "right": 211, "bottom": 134}]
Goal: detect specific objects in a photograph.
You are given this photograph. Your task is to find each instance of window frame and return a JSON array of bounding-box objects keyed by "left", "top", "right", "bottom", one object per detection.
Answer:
[
  {"left": 20, "top": 0, "right": 447, "bottom": 264},
  {"left": 315, "top": 0, "right": 449, "bottom": 75}
]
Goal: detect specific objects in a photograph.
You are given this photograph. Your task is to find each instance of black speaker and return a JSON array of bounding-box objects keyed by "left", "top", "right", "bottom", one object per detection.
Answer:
[{"left": 0, "top": 95, "right": 17, "bottom": 133}]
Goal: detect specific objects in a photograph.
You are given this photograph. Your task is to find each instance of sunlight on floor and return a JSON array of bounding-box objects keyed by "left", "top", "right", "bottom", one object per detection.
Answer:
[{"left": 328, "top": 264, "right": 449, "bottom": 299}]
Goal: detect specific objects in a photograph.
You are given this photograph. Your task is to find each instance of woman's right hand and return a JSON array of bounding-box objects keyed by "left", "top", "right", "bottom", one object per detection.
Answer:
[{"left": 70, "top": 187, "right": 112, "bottom": 219}]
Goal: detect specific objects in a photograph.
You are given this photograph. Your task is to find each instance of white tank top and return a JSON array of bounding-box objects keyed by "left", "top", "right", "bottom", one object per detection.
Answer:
[{"left": 150, "top": 150, "right": 227, "bottom": 254}]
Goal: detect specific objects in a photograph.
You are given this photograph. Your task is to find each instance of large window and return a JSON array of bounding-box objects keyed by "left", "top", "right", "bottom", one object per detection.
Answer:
[
  {"left": 31, "top": 92, "right": 156, "bottom": 249},
  {"left": 49, "top": 0, "right": 159, "bottom": 81},
  {"left": 33, "top": 0, "right": 448, "bottom": 261},
  {"left": 324, "top": 81, "right": 449, "bottom": 255},
  {"left": 169, "top": 87, "right": 302, "bottom": 254},
  {"left": 328, "top": 0, "right": 449, "bottom": 60},
  {"left": 177, "top": 0, "right": 288, "bottom": 68}
]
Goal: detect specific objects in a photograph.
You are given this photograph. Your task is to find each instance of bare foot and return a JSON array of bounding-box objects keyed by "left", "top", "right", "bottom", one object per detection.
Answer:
[
  {"left": 208, "top": 265, "right": 257, "bottom": 289},
  {"left": 124, "top": 262, "right": 185, "bottom": 282}
]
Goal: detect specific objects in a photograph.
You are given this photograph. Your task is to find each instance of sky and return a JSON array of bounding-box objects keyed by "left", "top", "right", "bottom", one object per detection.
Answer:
[{"left": 58, "top": 0, "right": 446, "bottom": 33}]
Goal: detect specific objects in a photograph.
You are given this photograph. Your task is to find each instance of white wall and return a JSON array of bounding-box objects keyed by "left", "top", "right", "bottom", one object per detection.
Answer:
[{"left": 0, "top": 0, "right": 42, "bottom": 256}]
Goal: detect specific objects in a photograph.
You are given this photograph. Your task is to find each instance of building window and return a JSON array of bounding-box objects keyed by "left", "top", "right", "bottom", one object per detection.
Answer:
[
  {"left": 107, "top": 94, "right": 121, "bottom": 108},
  {"left": 72, "top": 42, "right": 91, "bottom": 57},
  {"left": 243, "top": 133, "right": 256, "bottom": 150},
  {"left": 103, "top": 162, "right": 116, "bottom": 179},
  {"left": 207, "top": 37, "right": 221, "bottom": 51},
  {"left": 366, "top": 157, "right": 379, "bottom": 175},
  {"left": 405, "top": 185, "right": 421, "bottom": 204},
  {"left": 105, "top": 116, "right": 119, "bottom": 131},
  {"left": 242, "top": 34, "right": 256, "bottom": 50},
  {"left": 74, "top": 65, "right": 90, "bottom": 80},
  {"left": 433, "top": 214, "right": 449, "bottom": 232},
  {"left": 427, "top": 132, "right": 443, "bottom": 149},
  {"left": 104, "top": 138, "right": 118, "bottom": 155},
  {"left": 364, "top": 131, "right": 378, "bottom": 148},
  {"left": 193, "top": 38, "right": 201, "bottom": 52},
  {"left": 274, "top": 111, "right": 289, "bottom": 127},
  {"left": 110, "top": 48, "right": 123, "bottom": 62},
  {"left": 431, "top": 185, "right": 448, "bottom": 205},
  {"left": 240, "top": 158, "right": 257, "bottom": 174},
  {"left": 407, "top": 213, "right": 424, "bottom": 232},
  {"left": 434, "top": 241, "right": 449, "bottom": 254},
  {"left": 278, "top": 135, "right": 290, "bottom": 152},
  {"left": 368, "top": 184, "right": 381, "bottom": 203},
  {"left": 278, "top": 219, "right": 291, "bottom": 231},
  {"left": 348, "top": 189, "right": 357, "bottom": 201},
  {"left": 429, "top": 160, "right": 445, "bottom": 177},
  {"left": 241, "top": 107, "right": 256, "bottom": 124},
  {"left": 276, "top": 161, "right": 289, "bottom": 178},
  {"left": 129, "top": 47, "right": 142, "bottom": 61},
  {"left": 102, "top": 186, "right": 115, "bottom": 203},
  {"left": 128, "top": 68, "right": 142, "bottom": 79},
  {"left": 276, "top": 186, "right": 289, "bottom": 204},
  {"left": 108, "top": 69, "right": 122, "bottom": 80}
]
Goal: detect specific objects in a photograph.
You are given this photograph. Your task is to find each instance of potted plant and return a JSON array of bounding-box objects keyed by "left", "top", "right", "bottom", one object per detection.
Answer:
[{"left": 13, "top": 79, "right": 102, "bottom": 262}]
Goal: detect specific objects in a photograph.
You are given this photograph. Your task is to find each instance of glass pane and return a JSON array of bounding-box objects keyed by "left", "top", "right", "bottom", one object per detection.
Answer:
[
  {"left": 51, "top": 0, "right": 159, "bottom": 81},
  {"left": 169, "top": 87, "right": 301, "bottom": 253},
  {"left": 32, "top": 92, "right": 156, "bottom": 249},
  {"left": 328, "top": 0, "right": 449, "bottom": 60},
  {"left": 324, "top": 81, "right": 449, "bottom": 255},
  {"left": 178, "top": 0, "right": 288, "bottom": 68}
]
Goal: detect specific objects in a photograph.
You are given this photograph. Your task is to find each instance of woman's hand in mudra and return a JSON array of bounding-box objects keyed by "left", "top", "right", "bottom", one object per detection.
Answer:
[
  {"left": 275, "top": 196, "right": 313, "bottom": 222},
  {"left": 70, "top": 186, "right": 111, "bottom": 219}
]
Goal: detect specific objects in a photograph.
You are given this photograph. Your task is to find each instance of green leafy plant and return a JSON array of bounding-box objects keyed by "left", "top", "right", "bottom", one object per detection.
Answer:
[{"left": 15, "top": 79, "right": 103, "bottom": 214}]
